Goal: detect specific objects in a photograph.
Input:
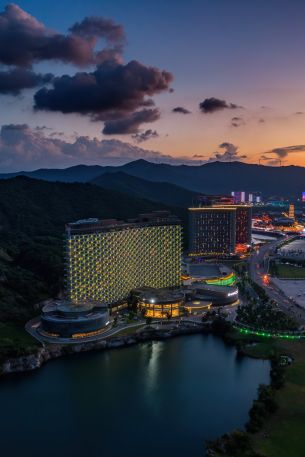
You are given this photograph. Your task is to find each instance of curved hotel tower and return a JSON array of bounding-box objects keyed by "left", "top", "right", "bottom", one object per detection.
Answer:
[{"left": 65, "top": 211, "right": 182, "bottom": 307}]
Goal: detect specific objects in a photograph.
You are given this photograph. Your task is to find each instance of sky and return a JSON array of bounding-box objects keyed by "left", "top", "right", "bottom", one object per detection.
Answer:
[{"left": 1, "top": 0, "right": 305, "bottom": 171}]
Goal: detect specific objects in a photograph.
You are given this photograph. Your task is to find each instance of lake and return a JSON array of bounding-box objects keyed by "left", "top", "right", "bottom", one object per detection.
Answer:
[{"left": 0, "top": 334, "right": 269, "bottom": 457}]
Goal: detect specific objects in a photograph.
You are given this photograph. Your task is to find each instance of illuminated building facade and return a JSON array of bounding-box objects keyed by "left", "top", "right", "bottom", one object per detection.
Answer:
[
  {"left": 235, "top": 205, "right": 252, "bottom": 244},
  {"left": 191, "top": 284, "right": 239, "bottom": 306},
  {"left": 65, "top": 212, "right": 182, "bottom": 306},
  {"left": 188, "top": 196, "right": 252, "bottom": 255},
  {"left": 288, "top": 204, "right": 295, "bottom": 220},
  {"left": 188, "top": 207, "right": 236, "bottom": 255},
  {"left": 133, "top": 287, "right": 184, "bottom": 318},
  {"left": 181, "top": 261, "right": 239, "bottom": 309},
  {"left": 182, "top": 262, "right": 237, "bottom": 287}
]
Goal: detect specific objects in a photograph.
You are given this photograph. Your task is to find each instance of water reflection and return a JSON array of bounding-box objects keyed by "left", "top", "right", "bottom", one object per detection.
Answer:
[{"left": 146, "top": 341, "right": 164, "bottom": 393}]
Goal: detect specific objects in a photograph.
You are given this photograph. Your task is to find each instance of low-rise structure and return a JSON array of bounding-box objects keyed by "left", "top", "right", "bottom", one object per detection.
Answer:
[
  {"left": 132, "top": 287, "right": 184, "bottom": 318},
  {"left": 39, "top": 300, "right": 110, "bottom": 339}
]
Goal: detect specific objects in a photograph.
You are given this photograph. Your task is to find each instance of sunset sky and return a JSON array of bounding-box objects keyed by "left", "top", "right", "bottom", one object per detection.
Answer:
[{"left": 1, "top": 0, "right": 305, "bottom": 171}]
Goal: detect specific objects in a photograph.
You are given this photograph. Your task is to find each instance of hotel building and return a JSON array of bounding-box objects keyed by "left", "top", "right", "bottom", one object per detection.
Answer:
[
  {"left": 65, "top": 211, "right": 182, "bottom": 306},
  {"left": 188, "top": 195, "right": 252, "bottom": 256}
]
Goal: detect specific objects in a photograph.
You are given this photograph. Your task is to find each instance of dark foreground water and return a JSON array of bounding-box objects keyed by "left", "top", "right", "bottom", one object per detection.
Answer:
[{"left": 0, "top": 334, "right": 269, "bottom": 457}]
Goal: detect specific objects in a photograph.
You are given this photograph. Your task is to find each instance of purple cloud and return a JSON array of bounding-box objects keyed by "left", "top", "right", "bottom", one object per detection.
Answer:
[
  {"left": 0, "top": 123, "right": 203, "bottom": 171},
  {"left": 103, "top": 109, "right": 160, "bottom": 135},
  {"left": 132, "top": 129, "right": 159, "bottom": 143},
  {"left": 0, "top": 67, "right": 53, "bottom": 94},
  {"left": 172, "top": 106, "right": 191, "bottom": 114},
  {"left": 210, "top": 142, "right": 247, "bottom": 161},
  {"left": 231, "top": 116, "right": 245, "bottom": 127},
  {"left": 34, "top": 61, "right": 172, "bottom": 132},
  {"left": 200, "top": 97, "right": 242, "bottom": 113},
  {"left": 0, "top": 4, "right": 125, "bottom": 67}
]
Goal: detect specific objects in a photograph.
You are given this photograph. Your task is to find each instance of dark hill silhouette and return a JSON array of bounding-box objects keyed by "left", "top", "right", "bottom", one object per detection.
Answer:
[
  {"left": 1, "top": 160, "right": 305, "bottom": 197},
  {"left": 91, "top": 171, "right": 197, "bottom": 207}
]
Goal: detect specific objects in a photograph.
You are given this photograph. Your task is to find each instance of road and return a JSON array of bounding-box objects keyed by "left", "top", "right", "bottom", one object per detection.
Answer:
[
  {"left": 26, "top": 318, "right": 147, "bottom": 345},
  {"left": 26, "top": 316, "right": 204, "bottom": 345},
  {"left": 248, "top": 238, "right": 305, "bottom": 325}
]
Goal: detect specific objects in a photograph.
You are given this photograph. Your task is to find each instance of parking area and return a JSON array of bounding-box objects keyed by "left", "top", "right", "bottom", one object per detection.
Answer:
[
  {"left": 279, "top": 239, "right": 305, "bottom": 261},
  {"left": 272, "top": 278, "right": 305, "bottom": 309}
]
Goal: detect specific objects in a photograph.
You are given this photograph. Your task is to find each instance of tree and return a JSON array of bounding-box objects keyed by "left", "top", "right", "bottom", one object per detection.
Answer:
[{"left": 146, "top": 316, "right": 152, "bottom": 326}]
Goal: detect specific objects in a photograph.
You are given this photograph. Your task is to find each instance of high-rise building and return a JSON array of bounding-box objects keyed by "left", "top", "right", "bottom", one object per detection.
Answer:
[
  {"left": 235, "top": 205, "right": 252, "bottom": 244},
  {"left": 189, "top": 196, "right": 252, "bottom": 256},
  {"left": 65, "top": 211, "right": 182, "bottom": 306},
  {"left": 288, "top": 204, "right": 295, "bottom": 220},
  {"left": 231, "top": 191, "right": 261, "bottom": 204}
]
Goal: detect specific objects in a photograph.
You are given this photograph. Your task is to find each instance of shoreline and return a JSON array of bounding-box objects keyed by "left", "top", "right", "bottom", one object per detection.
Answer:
[
  {"left": 205, "top": 323, "right": 305, "bottom": 457},
  {"left": 0, "top": 323, "right": 209, "bottom": 377},
  {"left": 2, "top": 319, "right": 299, "bottom": 457}
]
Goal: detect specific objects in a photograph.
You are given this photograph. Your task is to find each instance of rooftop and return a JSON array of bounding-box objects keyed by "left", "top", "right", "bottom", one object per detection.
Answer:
[
  {"left": 132, "top": 286, "right": 184, "bottom": 304},
  {"left": 66, "top": 211, "right": 180, "bottom": 234},
  {"left": 42, "top": 299, "right": 107, "bottom": 315},
  {"left": 188, "top": 264, "right": 222, "bottom": 277},
  {"left": 190, "top": 194, "right": 252, "bottom": 209}
]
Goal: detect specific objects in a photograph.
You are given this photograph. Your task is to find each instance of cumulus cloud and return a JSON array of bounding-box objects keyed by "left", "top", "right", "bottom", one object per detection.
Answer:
[
  {"left": 210, "top": 142, "right": 247, "bottom": 162},
  {"left": 0, "top": 4, "right": 124, "bottom": 67},
  {"left": 264, "top": 145, "right": 305, "bottom": 159},
  {"left": 34, "top": 61, "right": 172, "bottom": 132},
  {"left": 0, "top": 67, "right": 53, "bottom": 94},
  {"left": 231, "top": 116, "right": 245, "bottom": 127},
  {"left": 199, "top": 97, "right": 242, "bottom": 114},
  {"left": 132, "top": 129, "right": 158, "bottom": 143},
  {"left": 0, "top": 5, "right": 172, "bottom": 134},
  {"left": 0, "top": 123, "right": 203, "bottom": 172},
  {"left": 69, "top": 16, "right": 124, "bottom": 43},
  {"left": 34, "top": 61, "right": 172, "bottom": 117},
  {"left": 259, "top": 154, "right": 282, "bottom": 166},
  {"left": 102, "top": 109, "right": 160, "bottom": 135},
  {"left": 172, "top": 106, "right": 191, "bottom": 114}
]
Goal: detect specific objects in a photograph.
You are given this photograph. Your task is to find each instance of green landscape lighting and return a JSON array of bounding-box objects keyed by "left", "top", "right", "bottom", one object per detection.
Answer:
[
  {"left": 206, "top": 273, "right": 237, "bottom": 286},
  {"left": 237, "top": 326, "right": 305, "bottom": 340}
]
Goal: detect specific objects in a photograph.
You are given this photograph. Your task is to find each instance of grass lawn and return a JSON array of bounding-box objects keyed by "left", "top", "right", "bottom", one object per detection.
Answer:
[
  {"left": 275, "top": 263, "right": 305, "bottom": 279},
  {"left": 112, "top": 323, "right": 145, "bottom": 337},
  {"left": 215, "top": 329, "right": 305, "bottom": 457},
  {"left": 0, "top": 322, "right": 40, "bottom": 363},
  {"left": 250, "top": 339, "right": 305, "bottom": 457},
  {"left": 224, "top": 328, "right": 279, "bottom": 359}
]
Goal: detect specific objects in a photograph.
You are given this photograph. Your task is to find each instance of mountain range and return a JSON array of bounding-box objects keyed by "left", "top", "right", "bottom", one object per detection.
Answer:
[{"left": 1, "top": 159, "right": 305, "bottom": 197}]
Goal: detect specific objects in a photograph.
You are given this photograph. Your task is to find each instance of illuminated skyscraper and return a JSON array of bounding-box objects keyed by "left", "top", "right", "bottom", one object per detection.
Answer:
[
  {"left": 288, "top": 204, "right": 295, "bottom": 220},
  {"left": 231, "top": 191, "right": 261, "bottom": 204},
  {"left": 189, "top": 196, "right": 252, "bottom": 255},
  {"left": 65, "top": 212, "right": 182, "bottom": 305}
]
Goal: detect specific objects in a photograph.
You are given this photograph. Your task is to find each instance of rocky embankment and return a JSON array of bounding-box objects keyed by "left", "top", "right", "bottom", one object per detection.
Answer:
[{"left": 1, "top": 324, "right": 207, "bottom": 377}]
